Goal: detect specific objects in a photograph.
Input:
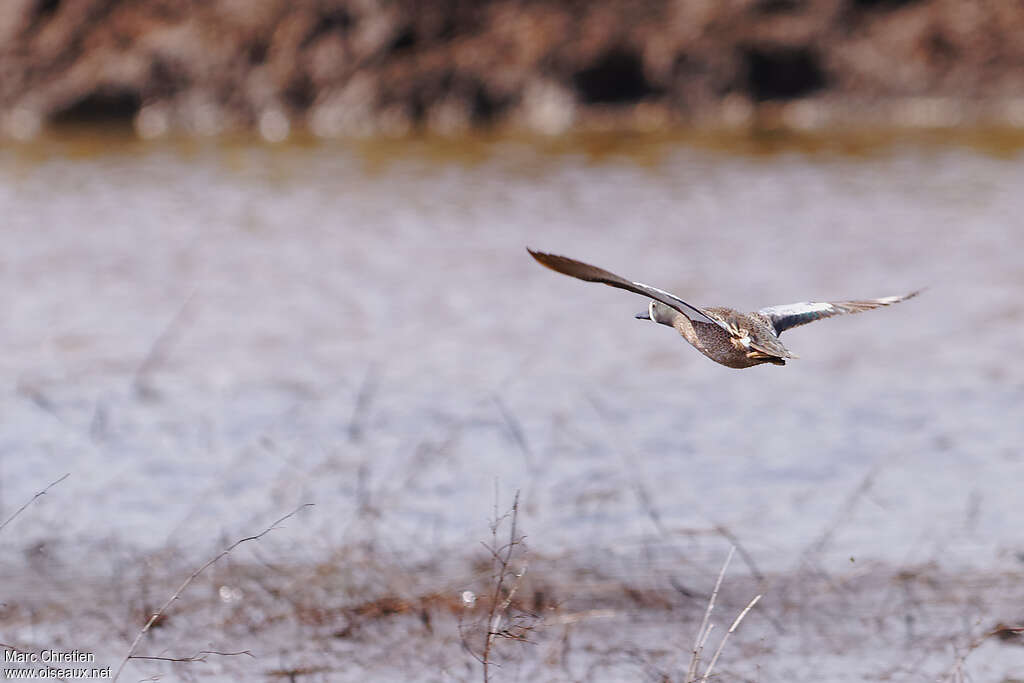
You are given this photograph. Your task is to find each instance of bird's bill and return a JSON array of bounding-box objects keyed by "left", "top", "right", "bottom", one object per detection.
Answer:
[{"left": 634, "top": 310, "right": 651, "bottom": 320}]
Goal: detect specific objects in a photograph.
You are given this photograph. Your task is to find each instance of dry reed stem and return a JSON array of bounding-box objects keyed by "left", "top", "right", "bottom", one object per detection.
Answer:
[
  {"left": 687, "top": 546, "right": 734, "bottom": 682},
  {"left": 459, "top": 488, "right": 534, "bottom": 682},
  {"left": 112, "top": 503, "right": 313, "bottom": 682},
  {"left": 713, "top": 524, "right": 764, "bottom": 583},
  {"left": 133, "top": 290, "right": 197, "bottom": 398},
  {"left": 347, "top": 363, "right": 379, "bottom": 442},
  {"left": 130, "top": 650, "right": 254, "bottom": 663},
  {"left": 685, "top": 546, "right": 762, "bottom": 683},
  {"left": 700, "top": 594, "right": 762, "bottom": 681},
  {"left": 587, "top": 394, "right": 767, "bottom": 588},
  {"left": 945, "top": 624, "right": 1024, "bottom": 683},
  {"left": 0, "top": 473, "right": 70, "bottom": 536},
  {"left": 481, "top": 489, "right": 524, "bottom": 682},
  {"left": 492, "top": 396, "right": 534, "bottom": 471}
]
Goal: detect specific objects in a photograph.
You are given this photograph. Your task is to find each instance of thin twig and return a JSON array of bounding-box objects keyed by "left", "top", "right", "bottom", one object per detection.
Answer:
[
  {"left": 701, "top": 594, "right": 762, "bottom": 681},
  {"left": 347, "top": 364, "right": 379, "bottom": 442},
  {"left": 133, "top": 290, "right": 197, "bottom": 398},
  {"left": 0, "top": 473, "right": 70, "bottom": 536},
  {"left": 588, "top": 394, "right": 766, "bottom": 590},
  {"left": 482, "top": 490, "right": 522, "bottom": 683},
  {"left": 695, "top": 623, "right": 714, "bottom": 670},
  {"left": 632, "top": 481, "right": 670, "bottom": 538},
  {"left": 492, "top": 559, "right": 529, "bottom": 633},
  {"left": 713, "top": 524, "right": 764, "bottom": 583},
  {"left": 0, "top": 643, "right": 32, "bottom": 655},
  {"left": 112, "top": 503, "right": 313, "bottom": 682},
  {"left": 130, "top": 650, "right": 254, "bottom": 663},
  {"left": 492, "top": 396, "right": 534, "bottom": 471},
  {"left": 458, "top": 487, "right": 537, "bottom": 682},
  {"left": 945, "top": 624, "right": 1024, "bottom": 683},
  {"left": 712, "top": 523, "right": 785, "bottom": 637},
  {"left": 687, "top": 547, "right": 734, "bottom": 682},
  {"left": 801, "top": 458, "right": 890, "bottom": 567}
]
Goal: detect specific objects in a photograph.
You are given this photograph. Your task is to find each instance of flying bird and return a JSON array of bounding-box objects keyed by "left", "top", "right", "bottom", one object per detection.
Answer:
[{"left": 528, "top": 249, "right": 919, "bottom": 369}]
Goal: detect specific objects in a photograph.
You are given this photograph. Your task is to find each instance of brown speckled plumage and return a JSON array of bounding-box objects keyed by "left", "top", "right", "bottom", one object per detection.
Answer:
[{"left": 528, "top": 249, "right": 920, "bottom": 369}]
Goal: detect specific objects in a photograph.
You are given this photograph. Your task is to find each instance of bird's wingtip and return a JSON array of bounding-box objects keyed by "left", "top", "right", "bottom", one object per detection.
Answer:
[{"left": 528, "top": 248, "right": 561, "bottom": 268}]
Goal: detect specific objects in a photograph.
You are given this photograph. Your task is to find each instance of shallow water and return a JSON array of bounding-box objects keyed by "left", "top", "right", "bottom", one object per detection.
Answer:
[{"left": 2, "top": 131, "right": 1022, "bottom": 580}]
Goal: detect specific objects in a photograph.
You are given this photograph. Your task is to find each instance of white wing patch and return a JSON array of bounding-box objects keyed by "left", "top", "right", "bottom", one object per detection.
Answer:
[
  {"left": 758, "top": 291, "right": 919, "bottom": 334},
  {"left": 758, "top": 301, "right": 834, "bottom": 317}
]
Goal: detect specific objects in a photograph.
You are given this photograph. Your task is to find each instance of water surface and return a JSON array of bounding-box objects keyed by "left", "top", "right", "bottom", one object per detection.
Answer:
[{"left": 2, "top": 131, "right": 1022, "bottom": 577}]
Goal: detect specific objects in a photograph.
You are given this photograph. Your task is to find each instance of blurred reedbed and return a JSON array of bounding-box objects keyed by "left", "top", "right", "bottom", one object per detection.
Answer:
[{"left": 6, "top": 0, "right": 1024, "bottom": 140}]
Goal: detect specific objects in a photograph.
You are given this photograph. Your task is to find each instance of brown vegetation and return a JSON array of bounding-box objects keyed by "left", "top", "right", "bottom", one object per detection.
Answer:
[
  {"left": 3, "top": 476, "right": 1022, "bottom": 681},
  {"left": 3, "top": 0, "right": 1024, "bottom": 138}
]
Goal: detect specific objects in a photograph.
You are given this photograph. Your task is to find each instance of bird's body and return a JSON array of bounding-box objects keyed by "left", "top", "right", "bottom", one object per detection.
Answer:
[
  {"left": 670, "top": 307, "right": 787, "bottom": 369},
  {"left": 528, "top": 249, "right": 919, "bottom": 369}
]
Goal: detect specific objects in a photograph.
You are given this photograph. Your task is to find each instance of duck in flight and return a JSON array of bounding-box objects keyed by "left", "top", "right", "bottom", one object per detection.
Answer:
[{"left": 528, "top": 249, "right": 920, "bottom": 369}]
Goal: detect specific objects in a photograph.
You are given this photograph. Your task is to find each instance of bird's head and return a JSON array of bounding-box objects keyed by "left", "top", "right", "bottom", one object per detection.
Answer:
[{"left": 634, "top": 301, "right": 677, "bottom": 326}]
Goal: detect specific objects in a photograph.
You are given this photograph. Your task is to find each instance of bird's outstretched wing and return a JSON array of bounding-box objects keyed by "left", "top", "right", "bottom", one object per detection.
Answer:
[
  {"left": 758, "top": 291, "right": 921, "bottom": 335},
  {"left": 528, "top": 249, "right": 728, "bottom": 331}
]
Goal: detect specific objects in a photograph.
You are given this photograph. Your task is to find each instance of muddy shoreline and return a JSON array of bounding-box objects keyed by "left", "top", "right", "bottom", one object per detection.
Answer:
[{"left": 3, "top": 0, "right": 1024, "bottom": 139}]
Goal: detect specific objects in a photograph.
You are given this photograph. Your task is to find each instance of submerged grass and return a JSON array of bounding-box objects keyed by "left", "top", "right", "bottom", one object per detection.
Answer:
[
  {"left": 0, "top": 383, "right": 1020, "bottom": 680},
  {"left": 2, "top": 510, "right": 1022, "bottom": 681},
  {"left": 1, "top": 414, "right": 1021, "bottom": 681}
]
